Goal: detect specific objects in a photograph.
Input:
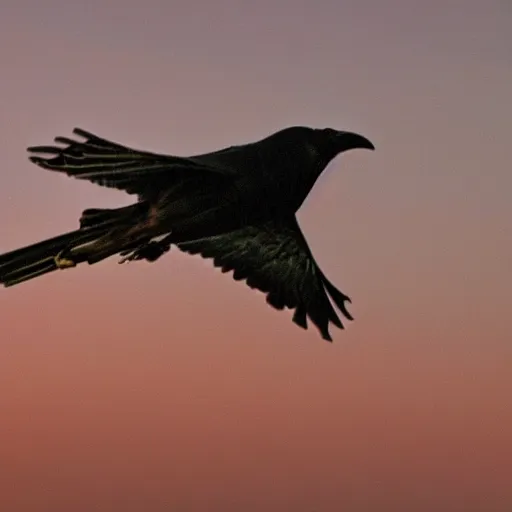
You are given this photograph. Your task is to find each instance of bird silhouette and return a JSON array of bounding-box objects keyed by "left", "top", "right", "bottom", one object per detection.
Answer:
[{"left": 0, "top": 126, "right": 374, "bottom": 340}]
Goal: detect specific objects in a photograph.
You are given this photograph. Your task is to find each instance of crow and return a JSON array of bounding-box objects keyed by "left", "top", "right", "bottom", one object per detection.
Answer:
[{"left": 0, "top": 126, "right": 374, "bottom": 341}]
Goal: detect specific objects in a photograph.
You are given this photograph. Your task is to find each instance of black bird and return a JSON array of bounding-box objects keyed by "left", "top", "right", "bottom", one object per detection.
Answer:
[{"left": 0, "top": 126, "right": 374, "bottom": 341}]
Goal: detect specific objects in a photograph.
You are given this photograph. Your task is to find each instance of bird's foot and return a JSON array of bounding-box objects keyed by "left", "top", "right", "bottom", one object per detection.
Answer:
[
  {"left": 118, "top": 241, "right": 171, "bottom": 264},
  {"left": 54, "top": 250, "right": 76, "bottom": 269},
  {"left": 118, "top": 250, "right": 140, "bottom": 264}
]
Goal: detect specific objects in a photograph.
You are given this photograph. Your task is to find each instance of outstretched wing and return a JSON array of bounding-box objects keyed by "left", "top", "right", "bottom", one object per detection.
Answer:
[
  {"left": 27, "top": 128, "right": 234, "bottom": 197},
  {"left": 177, "top": 217, "right": 353, "bottom": 341}
]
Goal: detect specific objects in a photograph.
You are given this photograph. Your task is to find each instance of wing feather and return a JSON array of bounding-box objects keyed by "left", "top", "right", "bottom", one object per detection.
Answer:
[
  {"left": 27, "top": 128, "right": 233, "bottom": 197},
  {"left": 178, "top": 217, "right": 353, "bottom": 341}
]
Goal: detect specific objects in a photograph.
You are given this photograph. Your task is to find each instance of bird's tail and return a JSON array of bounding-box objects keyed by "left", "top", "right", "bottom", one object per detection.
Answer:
[
  {"left": 0, "top": 227, "right": 108, "bottom": 287},
  {"left": 0, "top": 203, "right": 143, "bottom": 287}
]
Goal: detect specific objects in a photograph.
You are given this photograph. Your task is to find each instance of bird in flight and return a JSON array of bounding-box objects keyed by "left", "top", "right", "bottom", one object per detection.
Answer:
[{"left": 0, "top": 126, "right": 374, "bottom": 341}]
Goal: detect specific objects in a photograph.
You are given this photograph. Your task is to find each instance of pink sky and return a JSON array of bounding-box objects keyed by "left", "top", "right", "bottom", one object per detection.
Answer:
[{"left": 1, "top": 1, "right": 511, "bottom": 510}]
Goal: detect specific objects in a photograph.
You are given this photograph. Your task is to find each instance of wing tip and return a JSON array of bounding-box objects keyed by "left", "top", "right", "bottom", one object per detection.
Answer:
[
  {"left": 322, "top": 333, "right": 334, "bottom": 343},
  {"left": 28, "top": 155, "right": 48, "bottom": 168},
  {"left": 73, "top": 127, "right": 94, "bottom": 139}
]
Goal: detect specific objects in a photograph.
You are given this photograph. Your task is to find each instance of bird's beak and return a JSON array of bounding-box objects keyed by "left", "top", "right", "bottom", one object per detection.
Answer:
[{"left": 336, "top": 131, "right": 375, "bottom": 152}]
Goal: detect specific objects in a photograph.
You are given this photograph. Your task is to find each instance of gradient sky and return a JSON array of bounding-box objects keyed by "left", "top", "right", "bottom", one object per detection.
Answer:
[{"left": 1, "top": 1, "right": 511, "bottom": 511}]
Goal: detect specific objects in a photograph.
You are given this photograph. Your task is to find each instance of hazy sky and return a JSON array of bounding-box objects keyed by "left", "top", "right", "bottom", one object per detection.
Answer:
[{"left": 1, "top": 1, "right": 511, "bottom": 511}]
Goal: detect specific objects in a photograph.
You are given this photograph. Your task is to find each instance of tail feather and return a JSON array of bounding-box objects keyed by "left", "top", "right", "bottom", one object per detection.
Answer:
[
  {"left": 0, "top": 226, "right": 107, "bottom": 287},
  {"left": 2, "top": 257, "right": 62, "bottom": 287},
  {"left": 0, "top": 202, "right": 149, "bottom": 287}
]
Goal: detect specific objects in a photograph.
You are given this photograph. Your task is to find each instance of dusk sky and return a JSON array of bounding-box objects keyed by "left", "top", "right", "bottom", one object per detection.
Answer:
[{"left": 1, "top": 1, "right": 511, "bottom": 510}]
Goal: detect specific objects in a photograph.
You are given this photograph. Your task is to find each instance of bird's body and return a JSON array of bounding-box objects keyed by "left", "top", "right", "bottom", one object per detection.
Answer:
[{"left": 0, "top": 126, "right": 374, "bottom": 341}]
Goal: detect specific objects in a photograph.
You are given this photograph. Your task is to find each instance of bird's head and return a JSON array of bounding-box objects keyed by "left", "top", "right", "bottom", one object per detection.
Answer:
[
  {"left": 315, "top": 128, "right": 375, "bottom": 154},
  {"left": 267, "top": 126, "right": 374, "bottom": 169},
  {"left": 249, "top": 125, "right": 375, "bottom": 213},
  {"left": 312, "top": 127, "right": 375, "bottom": 160},
  {"left": 290, "top": 127, "right": 374, "bottom": 208}
]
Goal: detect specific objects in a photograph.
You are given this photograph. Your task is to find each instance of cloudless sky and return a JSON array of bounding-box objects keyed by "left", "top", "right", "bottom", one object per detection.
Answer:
[{"left": 1, "top": 1, "right": 511, "bottom": 511}]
